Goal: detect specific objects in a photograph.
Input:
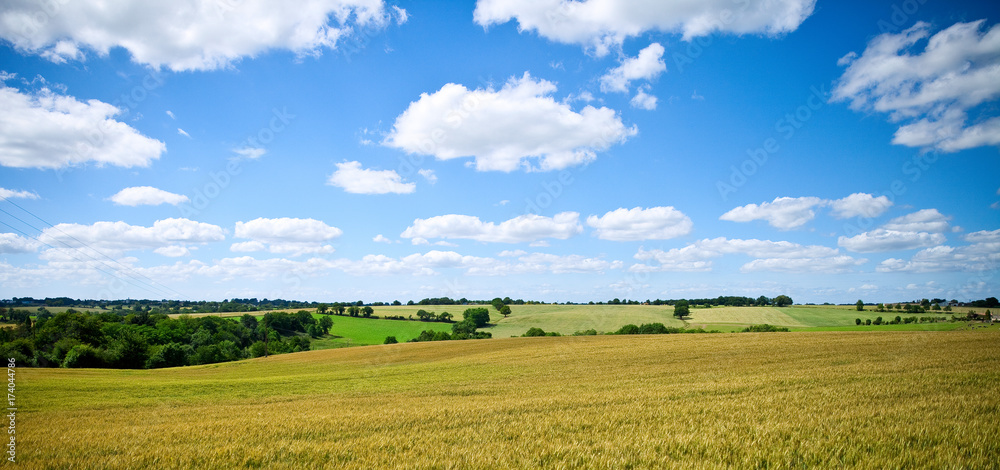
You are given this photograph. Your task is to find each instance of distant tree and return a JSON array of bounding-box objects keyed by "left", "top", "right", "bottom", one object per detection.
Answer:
[
  {"left": 384, "top": 336, "right": 398, "bottom": 344},
  {"left": 491, "top": 298, "right": 504, "bottom": 312},
  {"left": 522, "top": 327, "right": 547, "bottom": 337},
  {"left": 673, "top": 300, "right": 690, "bottom": 319},
  {"left": 318, "top": 316, "right": 333, "bottom": 334},
  {"left": 932, "top": 304, "right": 941, "bottom": 311},
  {"left": 756, "top": 295, "right": 770, "bottom": 306},
  {"left": 874, "top": 316, "right": 883, "bottom": 325},
  {"left": 416, "top": 309, "right": 433, "bottom": 321},
  {"left": 462, "top": 308, "right": 491, "bottom": 328},
  {"left": 856, "top": 300, "right": 864, "bottom": 312},
  {"left": 920, "top": 298, "right": 931, "bottom": 309},
  {"left": 773, "top": 295, "right": 793, "bottom": 307},
  {"left": 855, "top": 318, "right": 862, "bottom": 325},
  {"left": 499, "top": 305, "right": 511, "bottom": 318},
  {"left": 361, "top": 306, "right": 374, "bottom": 318},
  {"left": 240, "top": 314, "right": 258, "bottom": 332},
  {"left": 865, "top": 319, "right": 872, "bottom": 326},
  {"left": 875, "top": 303, "right": 885, "bottom": 312},
  {"left": 317, "top": 304, "right": 329, "bottom": 315},
  {"left": 438, "top": 312, "right": 453, "bottom": 323},
  {"left": 944, "top": 305, "right": 952, "bottom": 312},
  {"left": 392, "top": 300, "right": 402, "bottom": 306}
]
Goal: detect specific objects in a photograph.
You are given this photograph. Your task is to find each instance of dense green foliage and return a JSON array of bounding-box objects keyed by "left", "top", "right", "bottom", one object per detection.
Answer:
[
  {"left": 0, "top": 310, "right": 311, "bottom": 369},
  {"left": 741, "top": 324, "right": 790, "bottom": 332},
  {"left": 612, "top": 323, "right": 719, "bottom": 335}
]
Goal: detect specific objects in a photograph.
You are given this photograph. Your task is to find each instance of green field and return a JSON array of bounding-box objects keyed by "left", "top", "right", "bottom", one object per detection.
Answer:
[
  {"left": 310, "top": 314, "right": 454, "bottom": 348},
  {"left": 17, "top": 330, "right": 1000, "bottom": 468}
]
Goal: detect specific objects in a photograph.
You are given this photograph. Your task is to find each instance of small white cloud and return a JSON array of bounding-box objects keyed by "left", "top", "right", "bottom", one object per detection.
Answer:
[
  {"left": 630, "top": 86, "right": 658, "bottom": 110},
  {"left": 373, "top": 234, "right": 393, "bottom": 244},
  {"left": 401, "top": 212, "right": 582, "bottom": 244},
  {"left": 883, "top": 209, "right": 951, "bottom": 233},
  {"left": 691, "top": 90, "right": 704, "bottom": 100},
  {"left": 498, "top": 249, "right": 527, "bottom": 257},
  {"left": 418, "top": 169, "right": 437, "bottom": 184},
  {"left": 233, "top": 147, "right": 266, "bottom": 160},
  {"left": 392, "top": 5, "right": 408, "bottom": 24},
  {"left": 838, "top": 229, "right": 946, "bottom": 253},
  {"left": 177, "top": 128, "right": 191, "bottom": 138},
  {"left": 327, "top": 161, "right": 416, "bottom": 195},
  {"left": 720, "top": 196, "right": 826, "bottom": 230},
  {"left": 155, "top": 245, "right": 191, "bottom": 257},
  {"left": 0, "top": 187, "right": 39, "bottom": 200},
  {"left": 829, "top": 193, "right": 892, "bottom": 219},
  {"left": 600, "top": 43, "right": 666, "bottom": 93},
  {"left": 166, "top": 110, "right": 175, "bottom": 119},
  {"left": 109, "top": 186, "right": 189, "bottom": 206},
  {"left": 586, "top": 206, "right": 692, "bottom": 241}
]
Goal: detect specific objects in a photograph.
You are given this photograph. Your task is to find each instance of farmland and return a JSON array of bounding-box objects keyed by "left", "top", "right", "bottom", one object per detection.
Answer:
[{"left": 16, "top": 329, "right": 1000, "bottom": 468}]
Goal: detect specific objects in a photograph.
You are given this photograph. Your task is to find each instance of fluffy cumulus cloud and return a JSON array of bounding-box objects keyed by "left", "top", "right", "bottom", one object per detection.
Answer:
[
  {"left": 878, "top": 243, "right": 1000, "bottom": 273},
  {"left": 473, "top": 0, "right": 816, "bottom": 55},
  {"left": 838, "top": 229, "right": 946, "bottom": 253},
  {"left": 630, "top": 86, "right": 658, "bottom": 110},
  {"left": 631, "top": 237, "right": 862, "bottom": 273},
  {"left": 384, "top": 73, "right": 636, "bottom": 172},
  {"left": 586, "top": 206, "right": 692, "bottom": 241},
  {"left": 401, "top": 212, "right": 582, "bottom": 244},
  {"left": 720, "top": 196, "right": 825, "bottom": 230},
  {"left": 109, "top": 186, "right": 190, "bottom": 206},
  {"left": 38, "top": 218, "right": 224, "bottom": 256},
  {"left": 327, "top": 161, "right": 416, "bottom": 194},
  {"left": 0, "top": 187, "right": 38, "bottom": 200},
  {"left": 833, "top": 20, "right": 1000, "bottom": 152},
  {"left": 882, "top": 209, "right": 951, "bottom": 233},
  {"left": 233, "top": 217, "right": 342, "bottom": 256},
  {"left": 0, "top": 233, "right": 40, "bottom": 254},
  {"left": 0, "top": 0, "right": 400, "bottom": 71},
  {"left": 600, "top": 42, "right": 665, "bottom": 93},
  {"left": 0, "top": 83, "right": 166, "bottom": 169},
  {"left": 829, "top": 193, "right": 893, "bottom": 219}
]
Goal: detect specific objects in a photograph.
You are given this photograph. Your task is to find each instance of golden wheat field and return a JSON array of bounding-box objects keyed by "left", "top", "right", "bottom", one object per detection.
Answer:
[{"left": 16, "top": 330, "right": 1000, "bottom": 469}]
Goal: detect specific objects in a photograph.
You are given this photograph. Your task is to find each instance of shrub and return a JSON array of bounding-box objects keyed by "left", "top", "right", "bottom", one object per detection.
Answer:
[
  {"left": 741, "top": 324, "right": 790, "bottom": 333},
  {"left": 615, "top": 324, "right": 640, "bottom": 335},
  {"left": 62, "top": 344, "right": 107, "bottom": 368},
  {"left": 384, "top": 336, "right": 398, "bottom": 344},
  {"left": 523, "top": 327, "right": 547, "bottom": 337}
]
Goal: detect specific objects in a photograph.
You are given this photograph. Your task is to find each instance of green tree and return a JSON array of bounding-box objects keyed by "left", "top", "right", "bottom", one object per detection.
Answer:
[
  {"left": 318, "top": 316, "right": 333, "bottom": 334},
  {"left": 673, "top": 300, "right": 690, "bottom": 319},
  {"left": 855, "top": 318, "right": 862, "bottom": 325},
  {"left": 491, "top": 297, "right": 504, "bottom": 312},
  {"left": 856, "top": 300, "right": 864, "bottom": 311},
  {"left": 317, "top": 303, "right": 329, "bottom": 315},
  {"left": 499, "top": 305, "right": 511, "bottom": 318},
  {"left": 384, "top": 336, "right": 398, "bottom": 344},
  {"left": 773, "top": 295, "right": 793, "bottom": 307},
  {"left": 462, "top": 308, "right": 491, "bottom": 328},
  {"left": 522, "top": 327, "right": 546, "bottom": 337}
]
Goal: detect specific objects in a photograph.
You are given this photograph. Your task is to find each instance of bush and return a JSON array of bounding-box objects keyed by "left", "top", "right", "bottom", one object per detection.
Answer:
[
  {"left": 615, "top": 324, "right": 640, "bottom": 335},
  {"left": 462, "top": 308, "right": 491, "bottom": 328},
  {"left": 62, "top": 344, "right": 107, "bottom": 368},
  {"left": 523, "top": 327, "right": 547, "bottom": 337},
  {"left": 638, "top": 323, "right": 668, "bottom": 335},
  {"left": 741, "top": 324, "right": 789, "bottom": 333},
  {"left": 145, "top": 342, "right": 188, "bottom": 368},
  {"left": 573, "top": 329, "right": 598, "bottom": 336},
  {"left": 855, "top": 318, "right": 862, "bottom": 325},
  {"left": 384, "top": 336, "right": 398, "bottom": 344}
]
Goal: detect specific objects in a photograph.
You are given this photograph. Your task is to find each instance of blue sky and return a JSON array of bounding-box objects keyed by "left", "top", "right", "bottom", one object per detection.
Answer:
[{"left": 1, "top": 0, "right": 998, "bottom": 304}]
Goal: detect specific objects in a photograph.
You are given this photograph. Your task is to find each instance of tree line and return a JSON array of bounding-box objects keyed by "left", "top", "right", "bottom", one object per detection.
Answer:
[{"left": 0, "top": 308, "right": 321, "bottom": 369}]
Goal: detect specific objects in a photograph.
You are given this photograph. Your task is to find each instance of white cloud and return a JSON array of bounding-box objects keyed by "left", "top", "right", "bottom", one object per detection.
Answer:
[
  {"left": 233, "top": 147, "right": 266, "bottom": 160},
  {"left": 109, "top": 186, "right": 190, "bottom": 207},
  {"left": 586, "top": 206, "right": 692, "bottom": 241},
  {"left": 832, "top": 20, "right": 1000, "bottom": 152},
  {"left": 0, "top": 187, "right": 39, "bottom": 200},
  {"left": 829, "top": 193, "right": 892, "bottom": 219},
  {"left": 740, "top": 256, "right": 867, "bottom": 274},
  {"left": 0, "top": 233, "right": 40, "bottom": 254},
  {"left": 401, "top": 212, "right": 582, "bottom": 244},
  {"left": 233, "top": 217, "right": 342, "bottom": 256},
  {"left": 418, "top": 169, "right": 438, "bottom": 184},
  {"left": 883, "top": 209, "right": 951, "bottom": 233},
  {"left": 327, "top": 161, "right": 416, "bottom": 194},
  {"left": 838, "top": 229, "right": 946, "bottom": 253},
  {"left": 38, "top": 218, "right": 224, "bottom": 256},
  {"left": 384, "top": 72, "right": 636, "bottom": 172},
  {"left": 720, "top": 196, "right": 826, "bottom": 230},
  {"left": 630, "top": 86, "right": 658, "bottom": 110},
  {"left": 177, "top": 128, "right": 191, "bottom": 138},
  {"left": 154, "top": 245, "right": 191, "bottom": 257},
  {"left": 166, "top": 110, "right": 175, "bottom": 119},
  {"left": 0, "top": 83, "right": 165, "bottom": 169},
  {"left": 473, "top": 0, "right": 816, "bottom": 56},
  {"left": 600, "top": 43, "right": 665, "bottom": 93},
  {"left": 631, "top": 237, "right": 848, "bottom": 272},
  {"left": 878, "top": 243, "right": 1000, "bottom": 273},
  {"left": 373, "top": 234, "right": 393, "bottom": 244},
  {"left": 964, "top": 229, "right": 1000, "bottom": 243},
  {"left": 0, "top": 0, "right": 398, "bottom": 71}
]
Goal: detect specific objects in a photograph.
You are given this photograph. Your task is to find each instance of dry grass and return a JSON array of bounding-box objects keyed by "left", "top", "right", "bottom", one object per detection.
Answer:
[{"left": 17, "top": 330, "right": 1000, "bottom": 468}]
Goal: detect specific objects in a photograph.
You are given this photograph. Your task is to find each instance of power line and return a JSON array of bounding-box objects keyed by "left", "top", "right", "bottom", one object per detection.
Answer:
[{"left": 0, "top": 201, "right": 189, "bottom": 300}]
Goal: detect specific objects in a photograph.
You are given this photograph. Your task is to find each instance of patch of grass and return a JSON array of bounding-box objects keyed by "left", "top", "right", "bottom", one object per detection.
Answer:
[{"left": 16, "top": 330, "right": 1000, "bottom": 468}]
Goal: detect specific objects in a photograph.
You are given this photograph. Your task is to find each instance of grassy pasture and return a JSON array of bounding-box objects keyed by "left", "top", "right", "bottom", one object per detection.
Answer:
[{"left": 17, "top": 330, "right": 1000, "bottom": 468}]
